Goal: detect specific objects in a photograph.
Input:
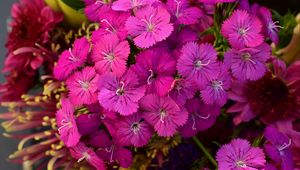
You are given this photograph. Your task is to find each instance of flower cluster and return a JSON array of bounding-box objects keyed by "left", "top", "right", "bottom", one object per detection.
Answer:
[{"left": 1, "top": 0, "right": 300, "bottom": 169}]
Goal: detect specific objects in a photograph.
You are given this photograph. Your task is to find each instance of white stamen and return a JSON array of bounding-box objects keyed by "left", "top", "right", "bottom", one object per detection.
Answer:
[
  {"left": 147, "top": 70, "right": 154, "bottom": 85},
  {"left": 194, "top": 60, "right": 210, "bottom": 69},
  {"left": 159, "top": 109, "right": 167, "bottom": 123},
  {"left": 238, "top": 27, "right": 250, "bottom": 36},
  {"left": 278, "top": 139, "right": 292, "bottom": 151},
  {"left": 174, "top": 0, "right": 181, "bottom": 17},
  {"left": 104, "top": 145, "right": 115, "bottom": 163},
  {"left": 77, "top": 152, "right": 89, "bottom": 163},
  {"left": 116, "top": 81, "right": 125, "bottom": 95},
  {"left": 268, "top": 21, "right": 284, "bottom": 31},
  {"left": 68, "top": 48, "right": 79, "bottom": 62},
  {"left": 236, "top": 160, "right": 247, "bottom": 168},
  {"left": 191, "top": 115, "right": 197, "bottom": 130},
  {"left": 95, "top": 0, "right": 104, "bottom": 4},
  {"left": 101, "top": 19, "right": 116, "bottom": 33},
  {"left": 196, "top": 113, "right": 210, "bottom": 119},
  {"left": 58, "top": 119, "right": 71, "bottom": 133}
]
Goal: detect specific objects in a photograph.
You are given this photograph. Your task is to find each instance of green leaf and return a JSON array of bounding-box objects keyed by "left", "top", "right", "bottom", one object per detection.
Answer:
[{"left": 61, "top": 0, "right": 85, "bottom": 11}]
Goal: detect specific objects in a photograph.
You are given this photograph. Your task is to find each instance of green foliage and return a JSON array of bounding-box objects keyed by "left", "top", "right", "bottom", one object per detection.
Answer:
[
  {"left": 61, "top": 0, "right": 85, "bottom": 11},
  {"left": 272, "top": 10, "right": 297, "bottom": 48}
]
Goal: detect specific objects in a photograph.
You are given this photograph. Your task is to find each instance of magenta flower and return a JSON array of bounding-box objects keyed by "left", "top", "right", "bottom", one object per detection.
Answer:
[
  {"left": 91, "top": 34, "right": 130, "bottom": 77},
  {"left": 224, "top": 43, "right": 271, "bottom": 81},
  {"left": 98, "top": 70, "right": 146, "bottom": 116},
  {"left": 89, "top": 130, "right": 133, "bottom": 168},
  {"left": 166, "top": 0, "right": 203, "bottom": 25},
  {"left": 76, "top": 113, "right": 102, "bottom": 136},
  {"left": 54, "top": 37, "right": 90, "bottom": 80},
  {"left": 56, "top": 98, "right": 80, "bottom": 147},
  {"left": 139, "top": 94, "right": 188, "bottom": 137},
  {"left": 70, "top": 142, "right": 106, "bottom": 170},
  {"left": 125, "top": 6, "right": 173, "bottom": 48},
  {"left": 200, "top": 65, "right": 231, "bottom": 106},
  {"left": 92, "top": 11, "right": 129, "bottom": 41},
  {"left": 66, "top": 67, "right": 99, "bottom": 106},
  {"left": 264, "top": 125, "right": 294, "bottom": 170},
  {"left": 132, "top": 50, "right": 176, "bottom": 96},
  {"left": 112, "top": 0, "right": 157, "bottom": 12},
  {"left": 258, "top": 7, "right": 281, "bottom": 45},
  {"left": 199, "top": 0, "right": 236, "bottom": 4},
  {"left": 179, "top": 98, "right": 220, "bottom": 137},
  {"left": 169, "top": 78, "right": 198, "bottom": 106},
  {"left": 84, "top": 0, "right": 113, "bottom": 22},
  {"left": 221, "top": 10, "right": 263, "bottom": 49},
  {"left": 177, "top": 42, "right": 219, "bottom": 88},
  {"left": 154, "top": 27, "right": 198, "bottom": 59},
  {"left": 115, "top": 113, "right": 154, "bottom": 147},
  {"left": 216, "top": 138, "right": 266, "bottom": 170}
]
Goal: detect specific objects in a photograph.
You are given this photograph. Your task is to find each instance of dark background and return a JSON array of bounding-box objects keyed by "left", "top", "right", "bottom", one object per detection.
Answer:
[
  {"left": 0, "top": 0, "right": 299, "bottom": 170},
  {"left": 0, "top": 1, "right": 20, "bottom": 170}
]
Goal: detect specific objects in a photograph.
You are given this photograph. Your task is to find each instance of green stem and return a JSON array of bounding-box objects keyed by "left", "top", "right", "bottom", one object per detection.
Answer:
[{"left": 192, "top": 136, "right": 218, "bottom": 168}]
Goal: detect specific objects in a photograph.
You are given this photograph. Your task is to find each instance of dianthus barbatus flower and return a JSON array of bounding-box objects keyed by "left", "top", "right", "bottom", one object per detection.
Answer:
[
  {"left": 139, "top": 94, "right": 188, "bottom": 137},
  {"left": 179, "top": 98, "right": 220, "bottom": 137},
  {"left": 91, "top": 34, "right": 130, "bottom": 77},
  {"left": 54, "top": 37, "right": 90, "bottom": 80},
  {"left": 56, "top": 98, "right": 80, "bottom": 147},
  {"left": 199, "top": 0, "right": 236, "bottom": 4},
  {"left": 84, "top": 0, "right": 113, "bottom": 22},
  {"left": 70, "top": 142, "right": 106, "bottom": 170},
  {"left": 115, "top": 113, "right": 154, "bottom": 147},
  {"left": 92, "top": 11, "right": 129, "bottom": 41},
  {"left": 177, "top": 42, "right": 219, "bottom": 88},
  {"left": 112, "top": 0, "right": 157, "bottom": 12},
  {"left": 66, "top": 67, "right": 99, "bottom": 106},
  {"left": 216, "top": 138, "right": 266, "bottom": 170},
  {"left": 166, "top": 0, "right": 203, "bottom": 25},
  {"left": 228, "top": 60, "right": 300, "bottom": 125},
  {"left": 224, "top": 43, "right": 271, "bottom": 81},
  {"left": 126, "top": 6, "right": 173, "bottom": 48},
  {"left": 154, "top": 27, "right": 198, "bottom": 59},
  {"left": 89, "top": 130, "right": 133, "bottom": 168},
  {"left": 258, "top": 6, "right": 281, "bottom": 45},
  {"left": 132, "top": 50, "right": 176, "bottom": 96},
  {"left": 98, "top": 70, "right": 146, "bottom": 115},
  {"left": 264, "top": 125, "right": 294, "bottom": 170},
  {"left": 200, "top": 65, "right": 231, "bottom": 106},
  {"left": 169, "top": 78, "right": 198, "bottom": 106},
  {"left": 221, "top": 10, "right": 263, "bottom": 49}
]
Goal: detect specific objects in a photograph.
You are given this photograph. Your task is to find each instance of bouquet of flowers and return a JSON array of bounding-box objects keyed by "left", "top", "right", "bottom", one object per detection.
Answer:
[{"left": 0, "top": 0, "right": 299, "bottom": 169}]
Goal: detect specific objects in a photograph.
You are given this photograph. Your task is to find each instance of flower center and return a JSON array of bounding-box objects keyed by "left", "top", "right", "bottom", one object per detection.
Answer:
[
  {"left": 194, "top": 59, "right": 210, "bottom": 69},
  {"left": 278, "top": 139, "right": 292, "bottom": 151},
  {"left": 241, "top": 52, "right": 256, "bottom": 64},
  {"left": 101, "top": 51, "right": 115, "bottom": 61},
  {"left": 78, "top": 80, "right": 90, "bottom": 91},
  {"left": 236, "top": 160, "right": 247, "bottom": 168},
  {"left": 238, "top": 28, "right": 248, "bottom": 36},
  {"left": 159, "top": 109, "right": 167, "bottom": 123},
  {"left": 116, "top": 81, "right": 125, "bottom": 96},
  {"left": 141, "top": 15, "right": 155, "bottom": 32},
  {"left": 245, "top": 73, "right": 299, "bottom": 123},
  {"left": 211, "top": 80, "right": 223, "bottom": 90},
  {"left": 131, "top": 122, "right": 140, "bottom": 134}
]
